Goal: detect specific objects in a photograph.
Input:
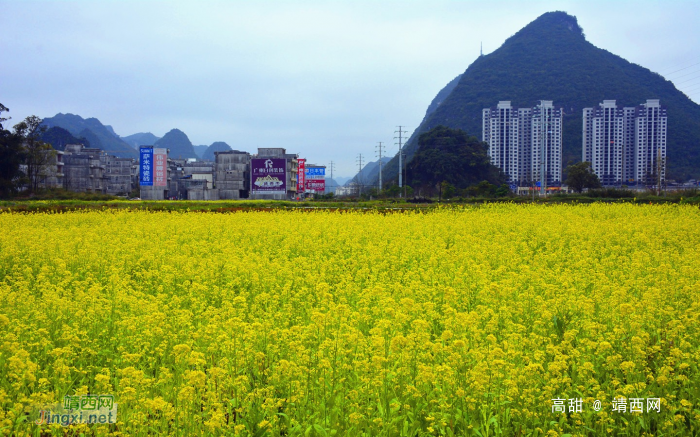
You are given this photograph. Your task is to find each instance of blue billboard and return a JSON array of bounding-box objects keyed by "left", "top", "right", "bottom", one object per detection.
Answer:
[
  {"left": 139, "top": 147, "right": 153, "bottom": 186},
  {"left": 305, "top": 167, "right": 325, "bottom": 178}
]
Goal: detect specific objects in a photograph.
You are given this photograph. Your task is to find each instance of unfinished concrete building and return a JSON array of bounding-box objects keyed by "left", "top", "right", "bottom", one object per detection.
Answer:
[
  {"left": 215, "top": 150, "right": 250, "bottom": 199},
  {"left": 183, "top": 161, "right": 215, "bottom": 189},
  {"left": 62, "top": 144, "right": 107, "bottom": 193},
  {"left": 167, "top": 159, "right": 187, "bottom": 198},
  {"left": 30, "top": 149, "right": 65, "bottom": 190},
  {"left": 182, "top": 178, "right": 219, "bottom": 200},
  {"left": 104, "top": 155, "right": 136, "bottom": 195}
]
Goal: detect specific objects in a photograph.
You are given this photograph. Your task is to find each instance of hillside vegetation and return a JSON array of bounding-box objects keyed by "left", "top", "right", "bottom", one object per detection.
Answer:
[{"left": 379, "top": 11, "right": 700, "bottom": 184}]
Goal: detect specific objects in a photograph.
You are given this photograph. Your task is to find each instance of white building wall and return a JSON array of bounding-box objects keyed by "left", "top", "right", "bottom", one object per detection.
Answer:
[
  {"left": 585, "top": 99, "right": 667, "bottom": 187},
  {"left": 531, "top": 101, "right": 563, "bottom": 187},
  {"left": 483, "top": 101, "right": 520, "bottom": 184},
  {"left": 634, "top": 99, "right": 667, "bottom": 185}
]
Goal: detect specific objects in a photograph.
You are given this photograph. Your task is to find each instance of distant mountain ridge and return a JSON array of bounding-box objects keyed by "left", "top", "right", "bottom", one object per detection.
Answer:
[
  {"left": 377, "top": 11, "right": 700, "bottom": 184},
  {"left": 153, "top": 129, "right": 198, "bottom": 160},
  {"left": 122, "top": 132, "right": 160, "bottom": 148},
  {"left": 39, "top": 126, "right": 91, "bottom": 151},
  {"left": 193, "top": 145, "right": 208, "bottom": 159},
  {"left": 202, "top": 142, "right": 232, "bottom": 161},
  {"left": 348, "top": 157, "right": 392, "bottom": 186},
  {"left": 41, "top": 114, "right": 244, "bottom": 162},
  {"left": 41, "top": 113, "right": 137, "bottom": 158}
]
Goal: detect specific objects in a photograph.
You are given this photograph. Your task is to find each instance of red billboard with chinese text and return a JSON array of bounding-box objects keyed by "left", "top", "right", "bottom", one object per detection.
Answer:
[
  {"left": 153, "top": 148, "right": 167, "bottom": 187},
  {"left": 305, "top": 179, "right": 325, "bottom": 193},
  {"left": 297, "top": 158, "right": 305, "bottom": 193}
]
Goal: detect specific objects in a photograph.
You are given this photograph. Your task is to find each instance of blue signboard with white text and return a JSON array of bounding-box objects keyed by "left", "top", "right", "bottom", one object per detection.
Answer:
[
  {"left": 139, "top": 147, "right": 153, "bottom": 186},
  {"left": 305, "top": 167, "right": 325, "bottom": 178}
]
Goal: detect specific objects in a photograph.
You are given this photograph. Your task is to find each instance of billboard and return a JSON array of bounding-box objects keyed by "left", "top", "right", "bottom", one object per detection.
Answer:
[
  {"left": 306, "top": 179, "right": 325, "bottom": 193},
  {"left": 305, "top": 167, "right": 325, "bottom": 179},
  {"left": 251, "top": 158, "right": 287, "bottom": 194},
  {"left": 139, "top": 147, "right": 153, "bottom": 186},
  {"left": 153, "top": 148, "right": 167, "bottom": 187},
  {"left": 297, "top": 158, "right": 305, "bottom": 193}
]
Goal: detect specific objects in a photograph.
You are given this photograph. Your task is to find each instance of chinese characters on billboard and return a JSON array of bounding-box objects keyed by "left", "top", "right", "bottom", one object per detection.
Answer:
[
  {"left": 305, "top": 179, "right": 325, "bottom": 193},
  {"left": 140, "top": 147, "right": 167, "bottom": 187},
  {"left": 297, "top": 158, "right": 305, "bottom": 193},
  {"left": 153, "top": 148, "right": 167, "bottom": 187},
  {"left": 251, "top": 158, "right": 287, "bottom": 194},
  {"left": 304, "top": 166, "right": 325, "bottom": 193},
  {"left": 139, "top": 147, "right": 153, "bottom": 186},
  {"left": 305, "top": 167, "right": 325, "bottom": 178}
]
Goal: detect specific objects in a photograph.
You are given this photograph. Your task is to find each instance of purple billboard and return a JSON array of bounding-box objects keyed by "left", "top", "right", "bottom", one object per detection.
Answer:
[{"left": 251, "top": 158, "right": 287, "bottom": 194}]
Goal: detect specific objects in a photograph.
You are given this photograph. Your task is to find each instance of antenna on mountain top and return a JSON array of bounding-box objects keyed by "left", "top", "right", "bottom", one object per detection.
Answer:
[{"left": 480, "top": 41, "right": 483, "bottom": 57}]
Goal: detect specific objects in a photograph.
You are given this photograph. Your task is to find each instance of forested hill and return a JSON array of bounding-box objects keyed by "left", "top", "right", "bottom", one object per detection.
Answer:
[{"left": 379, "top": 11, "right": 700, "bottom": 184}]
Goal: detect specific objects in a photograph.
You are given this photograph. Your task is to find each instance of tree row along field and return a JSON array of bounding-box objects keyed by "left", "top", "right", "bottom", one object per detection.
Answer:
[{"left": 0, "top": 205, "right": 698, "bottom": 435}]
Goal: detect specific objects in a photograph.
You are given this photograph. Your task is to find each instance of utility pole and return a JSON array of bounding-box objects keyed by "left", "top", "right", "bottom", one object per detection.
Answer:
[
  {"left": 395, "top": 126, "right": 406, "bottom": 192},
  {"left": 376, "top": 142, "right": 384, "bottom": 192},
  {"left": 356, "top": 153, "right": 364, "bottom": 197},
  {"left": 402, "top": 152, "right": 407, "bottom": 199},
  {"left": 329, "top": 161, "right": 336, "bottom": 194}
]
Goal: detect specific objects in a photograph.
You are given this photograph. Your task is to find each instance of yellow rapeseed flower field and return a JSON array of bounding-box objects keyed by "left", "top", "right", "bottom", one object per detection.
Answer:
[{"left": 0, "top": 204, "right": 699, "bottom": 436}]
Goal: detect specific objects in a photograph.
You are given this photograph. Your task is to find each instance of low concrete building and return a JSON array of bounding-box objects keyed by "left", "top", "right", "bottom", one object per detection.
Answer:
[
  {"left": 183, "top": 178, "right": 219, "bottom": 200},
  {"left": 104, "top": 155, "right": 136, "bottom": 196},
  {"left": 184, "top": 161, "right": 215, "bottom": 190},
  {"left": 249, "top": 148, "right": 298, "bottom": 200},
  {"left": 215, "top": 150, "right": 250, "bottom": 199},
  {"left": 63, "top": 144, "right": 107, "bottom": 193}
]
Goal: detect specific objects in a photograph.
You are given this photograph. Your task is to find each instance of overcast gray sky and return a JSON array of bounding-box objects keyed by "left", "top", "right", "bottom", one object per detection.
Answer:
[{"left": 2, "top": 0, "right": 699, "bottom": 177}]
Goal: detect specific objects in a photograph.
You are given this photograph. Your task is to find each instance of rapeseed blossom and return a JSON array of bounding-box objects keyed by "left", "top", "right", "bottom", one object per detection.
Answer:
[{"left": 0, "top": 204, "right": 698, "bottom": 435}]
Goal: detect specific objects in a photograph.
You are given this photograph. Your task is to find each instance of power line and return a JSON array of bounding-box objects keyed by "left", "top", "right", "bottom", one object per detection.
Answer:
[
  {"left": 683, "top": 89, "right": 700, "bottom": 100},
  {"left": 658, "top": 58, "right": 700, "bottom": 76},
  {"left": 673, "top": 74, "right": 700, "bottom": 86},
  {"left": 666, "top": 67, "right": 700, "bottom": 81}
]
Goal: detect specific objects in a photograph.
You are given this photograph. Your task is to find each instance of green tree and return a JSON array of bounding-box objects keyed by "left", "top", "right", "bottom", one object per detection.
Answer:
[
  {"left": 14, "top": 115, "right": 56, "bottom": 193},
  {"left": 565, "top": 161, "right": 601, "bottom": 193},
  {"left": 0, "top": 104, "right": 27, "bottom": 198},
  {"left": 407, "top": 126, "right": 505, "bottom": 196},
  {"left": 441, "top": 181, "right": 456, "bottom": 200},
  {"left": 382, "top": 184, "right": 401, "bottom": 198},
  {"left": 0, "top": 103, "right": 9, "bottom": 129}
]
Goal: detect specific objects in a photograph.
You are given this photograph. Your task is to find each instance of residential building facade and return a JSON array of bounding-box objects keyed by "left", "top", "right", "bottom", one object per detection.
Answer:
[
  {"left": 483, "top": 100, "right": 563, "bottom": 187},
  {"left": 215, "top": 150, "right": 250, "bottom": 199},
  {"left": 582, "top": 99, "right": 666, "bottom": 187}
]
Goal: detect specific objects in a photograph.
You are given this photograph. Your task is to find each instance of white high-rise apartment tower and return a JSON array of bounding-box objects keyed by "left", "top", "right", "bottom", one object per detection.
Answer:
[
  {"left": 531, "top": 101, "right": 563, "bottom": 188},
  {"left": 483, "top": 100, "right": 562, "bottom": 187},
  {"left": 634, "top": 100, "right": 667, "bottom": 186},
  {"left": 582, "top": 99, "right": 666, "bottom": 187},
  {"left": 482, "top": 102, "right": 521, "bottom": 182}
]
